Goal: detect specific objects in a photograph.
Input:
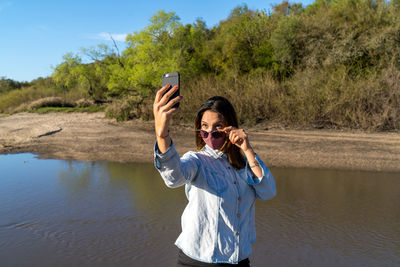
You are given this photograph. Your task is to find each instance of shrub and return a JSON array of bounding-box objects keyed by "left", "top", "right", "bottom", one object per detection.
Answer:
[{"left": 105, "top": 95, "right": 144, "bottom": 121}]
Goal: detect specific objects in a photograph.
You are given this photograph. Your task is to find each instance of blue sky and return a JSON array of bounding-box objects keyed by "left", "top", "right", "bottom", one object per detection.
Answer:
[{"left": 0, "top": 0, "right": 314, "bottom": 82}]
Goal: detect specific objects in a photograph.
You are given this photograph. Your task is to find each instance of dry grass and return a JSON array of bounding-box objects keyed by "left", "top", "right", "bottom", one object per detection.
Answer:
[
  {"left": 105, "top": 95, "right": 144, "bottom": 121},
  {"left": 134, "top": 68, "right": 400, "bottom": 131},
  {"left": 1, "top": 68, "right": 399, "bottom": 131},
  {"left": 0, "top": 84, "right": 86, "bottom": 113},
  {"left": 28, "top": 97, "right": 75, "bottom": 109}
]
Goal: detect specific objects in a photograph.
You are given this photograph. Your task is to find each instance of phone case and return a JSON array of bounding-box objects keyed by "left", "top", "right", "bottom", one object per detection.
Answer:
[{"left": 162, "top": 72, "right": 180, "bottom": 108}]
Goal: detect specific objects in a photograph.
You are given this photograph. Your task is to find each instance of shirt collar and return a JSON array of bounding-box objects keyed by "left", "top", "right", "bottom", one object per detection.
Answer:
[{"left": 201, "top": 144, "right": 227, "bottom": 159}]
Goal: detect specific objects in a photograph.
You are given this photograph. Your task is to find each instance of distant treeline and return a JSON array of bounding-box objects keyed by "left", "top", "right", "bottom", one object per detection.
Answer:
[
  {"left": 1, "top": 0, "right": 399, "bottom": 130},
  {"left": 0, "top": 77, "right": 29, "bottom": 93}
]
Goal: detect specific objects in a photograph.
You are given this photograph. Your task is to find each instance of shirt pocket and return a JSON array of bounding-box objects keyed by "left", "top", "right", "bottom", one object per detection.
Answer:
[{"left": 204, "top": 166, "right": 228, "bottom": 195}]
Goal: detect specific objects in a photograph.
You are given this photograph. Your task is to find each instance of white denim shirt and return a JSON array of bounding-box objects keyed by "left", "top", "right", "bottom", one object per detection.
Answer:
[{"left": 154, "top": 141, "right": 277, "bottom": 264}]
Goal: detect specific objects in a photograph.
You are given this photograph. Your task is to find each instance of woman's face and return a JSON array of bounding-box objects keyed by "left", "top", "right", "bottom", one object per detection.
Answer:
[{"left": 201, "top": 110, "right": 227, "bottom": 132}]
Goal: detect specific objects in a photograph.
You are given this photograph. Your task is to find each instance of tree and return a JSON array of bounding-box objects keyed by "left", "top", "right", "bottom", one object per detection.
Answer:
[
  {"left": 171, "top": 18, "right": 212, "bottom": 78},
  {"left": 207, "top": 5, "right": 276, "bottom": 77},
  {"left": 120, "top": 10, "right": 182, "bottom": 95},
  {"left": 52, "top": 53, "right": 82, "bottom": 91},
  {"left": 52, "top": 51, "right": 110, "bottom": 100},
  {"left": 0, "top": 77, "right": 29, "bottom": 94}
]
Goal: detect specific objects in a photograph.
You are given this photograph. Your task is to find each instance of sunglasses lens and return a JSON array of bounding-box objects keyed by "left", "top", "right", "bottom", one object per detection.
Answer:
[
  {"left": 211, "top": 131, "right": 225, "bottom": 139},
  {"left": 199, "top": 130, "right": 225, "bottom": 139},
  {"left": 200, "top": 130, "right": 209, "bottom": 138}
]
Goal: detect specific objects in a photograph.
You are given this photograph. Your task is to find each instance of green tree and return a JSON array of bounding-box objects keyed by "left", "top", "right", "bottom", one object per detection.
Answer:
[
  {"left": 206, "top": 5, "right": 278, "bottom": 77},
  {"left": 53, "top": 45, "right": 118, "bottom": 100},
  {"left": 171, "top": 19, "right": 212, "bottom": 79},
  {"left": 270, "top": 7, "right": 302, "bottom": 78},
  {"left": 0, "top": 77, "right": 29, "bottom": 94},
  {"left": 52, "top": 53, "right": 82, "bottom": 91},
  {"left": 121, "top": 10, "right": 181, "bottom": 95}
]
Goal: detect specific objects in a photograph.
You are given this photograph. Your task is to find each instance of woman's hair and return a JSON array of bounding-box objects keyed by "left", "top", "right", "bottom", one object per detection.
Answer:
[{"left": 194, "top": 96, "right": 246, "bottom": 170}]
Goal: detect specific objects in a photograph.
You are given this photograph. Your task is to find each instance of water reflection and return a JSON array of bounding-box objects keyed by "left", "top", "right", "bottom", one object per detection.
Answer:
[
  {"left": 105, "top": 161, "right": 186, "bottom": 213},
  {"left": 253, "top": 168, "right": 400, "bottom": 267},
  {"left": 57, "top": 161, "right": 93, "bottom": 193},
  {"left": 56, "top": 160, "right": 187, "bottom": 213},
  {"left": 0, "top": 154, "right": 399, "bottom": 267}
]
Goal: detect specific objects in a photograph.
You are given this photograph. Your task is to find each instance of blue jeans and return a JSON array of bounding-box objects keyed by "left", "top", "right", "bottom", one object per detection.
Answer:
[{"left": 177, "top": 249, "right": 251, "bottom": 267}]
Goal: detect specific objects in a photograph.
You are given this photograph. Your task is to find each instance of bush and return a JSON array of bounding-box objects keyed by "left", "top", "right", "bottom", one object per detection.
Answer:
[
  {"left": 27, "top": 97, "right": 75, "bottom": 110},
  {"left": 105, "top": 95, "right": 144, "bottom": 121}
]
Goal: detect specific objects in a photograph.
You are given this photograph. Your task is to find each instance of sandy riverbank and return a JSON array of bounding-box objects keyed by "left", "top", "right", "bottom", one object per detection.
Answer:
[{"left": 0, "top": 112, "right": 399, "bottom": 172}]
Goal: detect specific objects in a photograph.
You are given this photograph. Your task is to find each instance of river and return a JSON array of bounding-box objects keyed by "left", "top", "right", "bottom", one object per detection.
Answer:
[{"left": 0, "top": 153, "right": 399, "bottom": 266}]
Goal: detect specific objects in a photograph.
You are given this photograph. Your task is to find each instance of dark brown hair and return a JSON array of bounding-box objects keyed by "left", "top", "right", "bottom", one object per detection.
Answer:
[{"left": 194, "top": 96, "right": 245, "bottom": 170}]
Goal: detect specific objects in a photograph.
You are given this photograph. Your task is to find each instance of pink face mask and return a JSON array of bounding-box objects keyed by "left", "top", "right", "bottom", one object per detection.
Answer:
[{"left": 199, "top": 130, "right": 226, "bottom": 150}]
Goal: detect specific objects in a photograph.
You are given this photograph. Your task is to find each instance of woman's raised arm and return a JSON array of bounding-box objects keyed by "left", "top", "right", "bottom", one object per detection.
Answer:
[{"left": 153, "top": 84, "right": 182, "bottom": 153}]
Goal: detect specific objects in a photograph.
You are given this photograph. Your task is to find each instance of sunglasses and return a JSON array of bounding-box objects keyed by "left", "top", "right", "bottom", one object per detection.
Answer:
[{"left": 197, "top": 129, "right": 226, "bottom": 139}]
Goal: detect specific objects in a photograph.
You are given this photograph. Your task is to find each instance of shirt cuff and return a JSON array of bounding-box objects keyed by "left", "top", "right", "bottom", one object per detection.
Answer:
[
  {"left": 154, "top": 140, "right": 177, "bottom": 169},
  {"left": 246, "top": 154, "right": 265, "bottom": 185}
]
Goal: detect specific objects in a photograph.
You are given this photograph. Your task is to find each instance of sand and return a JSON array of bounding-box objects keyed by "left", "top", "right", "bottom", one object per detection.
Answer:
[{"left": 1, "top": 112, "right": 399, "bottom": 172}]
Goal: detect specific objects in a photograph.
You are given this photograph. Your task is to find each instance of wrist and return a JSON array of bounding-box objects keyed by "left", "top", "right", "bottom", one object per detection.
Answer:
[
  {"left": 156, "top": 129, "right": 170, "bottom": 138},
  {"left": 243, "top": 147, "right": 258, "bottom": 164},
  {"left": 243, "top": 145, "right": 255, "bottom": 156},
  {"left": 249, "top": 160, "right": 260, "bottom": 168}
]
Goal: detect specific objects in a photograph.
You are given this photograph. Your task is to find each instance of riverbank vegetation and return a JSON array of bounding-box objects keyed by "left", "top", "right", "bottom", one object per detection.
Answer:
[{"left": 1, "top": 0, "right": 399, "bottom": 130}]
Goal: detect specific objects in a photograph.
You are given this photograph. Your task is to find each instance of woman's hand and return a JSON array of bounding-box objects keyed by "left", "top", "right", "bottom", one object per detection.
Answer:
[
  {"left": 153, "top": 85, "right": 182, "bottom": 152},
  {"left": 221, "top": 126, "right": 252, "bottom": 152},
  {"left": 222, "top": 126, "right": 262, "bottom": 177}
]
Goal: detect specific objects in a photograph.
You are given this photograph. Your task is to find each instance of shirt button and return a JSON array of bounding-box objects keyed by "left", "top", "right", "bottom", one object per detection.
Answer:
[
  {"left": 238, "top": 197, "right": 241, "bottom": 201},
  {"left": 233, "top": 181, "right": 237, "bottom": 184},
  {"left": 235, "top": 232, "right": 239, "bottom": 236},
  {"left": 237, "top": 213, "right": 240, "bottom": 217}
]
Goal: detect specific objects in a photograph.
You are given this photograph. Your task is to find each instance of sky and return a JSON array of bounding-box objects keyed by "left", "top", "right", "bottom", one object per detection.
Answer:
[{"left": 0, "top": 0, "right": 314, "bottom": 82}]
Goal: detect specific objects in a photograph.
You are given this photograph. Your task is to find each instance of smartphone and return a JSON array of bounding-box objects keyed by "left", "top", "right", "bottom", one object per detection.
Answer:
[{"left": 162, "top": 72, "right": 180, "bottom": 108}]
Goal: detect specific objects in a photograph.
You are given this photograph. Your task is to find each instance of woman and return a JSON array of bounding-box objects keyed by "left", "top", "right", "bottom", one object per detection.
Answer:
[{"left": 153, "top": 84, "right": 277, "bottom": 266}]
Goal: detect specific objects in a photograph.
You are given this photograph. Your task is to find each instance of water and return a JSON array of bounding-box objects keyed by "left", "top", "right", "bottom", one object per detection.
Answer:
[{"left": 0, "top": 154, "right": 399, "bottom": 267}]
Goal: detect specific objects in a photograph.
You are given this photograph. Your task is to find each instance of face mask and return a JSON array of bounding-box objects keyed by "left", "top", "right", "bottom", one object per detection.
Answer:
[{"left": 200, "top": 130, "right": 226, "bottom": 150}]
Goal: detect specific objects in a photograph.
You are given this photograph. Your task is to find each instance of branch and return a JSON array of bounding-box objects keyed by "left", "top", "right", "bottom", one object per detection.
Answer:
[{"left": 110, "top": 34, "right": 125, "bottom": 68}]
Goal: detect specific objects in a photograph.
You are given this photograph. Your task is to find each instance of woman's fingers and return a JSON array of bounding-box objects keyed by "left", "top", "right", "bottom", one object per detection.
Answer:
[
  {"left": 228, "top": 128, "right": 247, "bottom": 145},
  {"left": 159, "top": 94, "right": 182, "bottom": 113},
  {"left": 165, "top": 106, "right": 179, "bottom": 116},
  {"left": 221, "top": 126, "right": 233, "bottom": 133},
  {"left": 229, "top": 134, "right": 238, "bottom": 143},
  {"left": 154, "top": 84, "right": 171, "bottom": 104},
  {"left": 231, "top": 134, "right": 242, "bottom": 145},
  {"left": 154, "top": 84, "right": 178, "bottom": 109},
  {"left": 158, "top": 85, "right": 179, "bottom": 106},
  {"left": 154, "top": 85, "right": 171, "bottom": 116},
  {"left": 222, "top": 127, "right": 251, "bottom": 151},
  {"left": 154, "top": 85, "right": 180, "bottom": 119},
  {"left": 229, "top": 129, "right": 238, "bottom": 141}
]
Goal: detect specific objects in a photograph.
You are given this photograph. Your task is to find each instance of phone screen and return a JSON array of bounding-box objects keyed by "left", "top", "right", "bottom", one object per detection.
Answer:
[{"left": 162, "top": 72, "right": 180, "bottom": 108}]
